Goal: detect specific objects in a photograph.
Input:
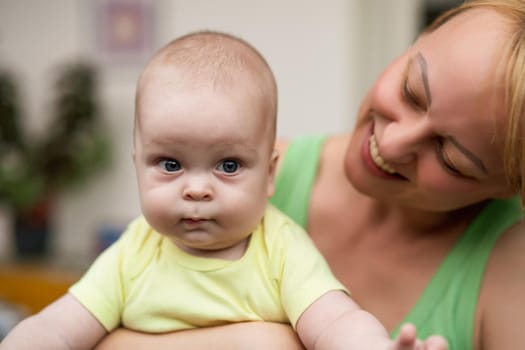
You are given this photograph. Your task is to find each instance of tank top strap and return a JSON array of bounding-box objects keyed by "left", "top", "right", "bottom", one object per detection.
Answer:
[
  {"left": 392, "top": 197, "right": 523, "bottom": 349},
  {"left": 270, "top": 135, "right": 327, "bottom": 228}
]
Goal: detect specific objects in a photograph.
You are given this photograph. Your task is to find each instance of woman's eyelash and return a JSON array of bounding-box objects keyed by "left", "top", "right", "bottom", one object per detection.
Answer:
[
  {"left": 435, "top": 139, "right": 463, "bottom": 177},
  {"left": 403, "top": 79, "right": 425, "bottom": 110},
  {"left": 402, "top": 80, "right": 416, "bottom": 106}
]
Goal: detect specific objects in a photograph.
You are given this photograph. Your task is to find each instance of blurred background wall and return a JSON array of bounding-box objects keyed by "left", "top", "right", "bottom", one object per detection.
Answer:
[{"left": 0, "top": 0, "right": 458, "bottom": 265}]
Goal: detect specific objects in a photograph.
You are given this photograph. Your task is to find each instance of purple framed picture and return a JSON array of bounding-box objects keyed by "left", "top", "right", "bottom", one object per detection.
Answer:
[{"left": 95, "top": 0, "right": 155, "bottom": 63}]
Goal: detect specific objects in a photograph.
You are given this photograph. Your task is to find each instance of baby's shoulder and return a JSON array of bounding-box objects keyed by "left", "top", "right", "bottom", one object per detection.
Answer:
[
  {"left": 116, "top": 217, "right": 165, "bottom": 267},
  {"left": 261, "top": 205, "right": 316, "bottom": 256},
  {"left": 263, "top": 205, "right": 307, "bottom": 236}
]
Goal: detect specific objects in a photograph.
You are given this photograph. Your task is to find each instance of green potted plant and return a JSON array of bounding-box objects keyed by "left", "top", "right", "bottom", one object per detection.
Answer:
[{"left": 0, "top": 62, "right": 110, "bottom": 258}]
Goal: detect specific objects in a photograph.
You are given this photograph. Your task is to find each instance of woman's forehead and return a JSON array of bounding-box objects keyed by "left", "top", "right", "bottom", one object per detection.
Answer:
[
  {"left": 416, "top": 8, "right": 511, "bottom": 75},
  {"left": 413, "top": 9, "right": 512, "bottom": 177},
  {"left": 415, "top": 10, "right": 510, "bottom": 119}
]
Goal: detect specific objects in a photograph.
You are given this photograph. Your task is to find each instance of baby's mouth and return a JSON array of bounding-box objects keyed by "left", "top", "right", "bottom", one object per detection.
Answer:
[
  {"left": 181, "top": 217, "right": 210, "bottom": 228},
  {"left": 369, "top": 134, "right": 396, "bottom": 174},
  {"left": 183, "top": 218, "right": 205, "bottom": 223}
]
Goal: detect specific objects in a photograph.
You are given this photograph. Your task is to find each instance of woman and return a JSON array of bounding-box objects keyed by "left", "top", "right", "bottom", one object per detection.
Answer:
[{"left": 95, "top": 1, "right": 525, "bottom": 349}]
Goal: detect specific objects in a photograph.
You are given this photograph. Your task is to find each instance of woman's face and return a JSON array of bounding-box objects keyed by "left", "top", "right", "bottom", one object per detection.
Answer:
[{"left": 346, "top": 8, "right": 516, "bottom": 212}]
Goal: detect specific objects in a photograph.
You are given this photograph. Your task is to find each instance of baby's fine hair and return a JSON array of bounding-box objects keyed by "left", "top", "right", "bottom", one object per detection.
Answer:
[
  {"left": 155, "top": 31, "right": 276, "bottom": 93},
  {"left": 135, "top": 30, "right": 278, "bottom": 141}
]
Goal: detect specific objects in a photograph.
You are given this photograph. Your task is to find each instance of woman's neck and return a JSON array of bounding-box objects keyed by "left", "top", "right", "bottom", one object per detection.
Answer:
[{"left": 363, "top": 198, "right": 487, "bottom": 236}]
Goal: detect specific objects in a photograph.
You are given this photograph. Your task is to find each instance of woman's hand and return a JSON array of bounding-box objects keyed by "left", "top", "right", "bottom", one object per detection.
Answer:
[{"left": 94, "top": 322, "right": 305, "bottom": 350}]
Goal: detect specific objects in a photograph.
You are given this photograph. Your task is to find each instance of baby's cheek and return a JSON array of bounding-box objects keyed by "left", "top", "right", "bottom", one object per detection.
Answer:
[{"left": 141, "top": 192, "right": 173, "bottom": 226}]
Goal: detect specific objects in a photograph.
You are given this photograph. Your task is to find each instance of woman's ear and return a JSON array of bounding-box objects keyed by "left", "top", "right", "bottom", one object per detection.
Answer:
[{"left": 492, "top": 186, "right": 519, "bottom": 199}]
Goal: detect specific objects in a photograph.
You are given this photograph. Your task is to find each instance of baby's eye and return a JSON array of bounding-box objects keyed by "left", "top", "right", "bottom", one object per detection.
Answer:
[
  {"left": 159, "top": 159, "right": 181, "bottom": 172},
  {"left": 218, "top": 160, "right": 240, "bottom": 174}
]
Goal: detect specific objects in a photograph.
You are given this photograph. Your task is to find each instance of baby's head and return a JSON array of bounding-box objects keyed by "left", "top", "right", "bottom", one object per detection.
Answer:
[
  {"left": 135, "top": 30, "right": 278, "bottom": 150},
  {"left": 133, "top": 31, "right": 279, "bottom": 257}
]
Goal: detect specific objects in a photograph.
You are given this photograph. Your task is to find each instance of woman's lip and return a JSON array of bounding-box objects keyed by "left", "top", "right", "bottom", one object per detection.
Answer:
[{"left": 361, "top": 124, "right": 404, "bottom": 180}]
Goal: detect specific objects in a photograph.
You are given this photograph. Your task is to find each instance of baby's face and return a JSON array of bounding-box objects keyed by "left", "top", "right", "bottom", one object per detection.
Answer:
[{"left": 133, "top": 70, "right": 276, "bottom": 254}]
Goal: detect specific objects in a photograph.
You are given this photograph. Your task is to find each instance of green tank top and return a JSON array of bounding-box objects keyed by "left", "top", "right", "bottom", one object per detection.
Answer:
[{"left": 269, "top": 135, "right": 523, "bottom": 350}]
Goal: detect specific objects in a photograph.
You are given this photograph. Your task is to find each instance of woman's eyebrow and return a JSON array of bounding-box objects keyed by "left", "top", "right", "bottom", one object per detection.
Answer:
[
  {"left": 413, "top": 53, "right": 487, "bottom": 176},
  {"left": 415, "top": 52, "right": 432, "bottom": 106},
  {"left": 447, "top": 136, "right": 488, "bottom": 175}
]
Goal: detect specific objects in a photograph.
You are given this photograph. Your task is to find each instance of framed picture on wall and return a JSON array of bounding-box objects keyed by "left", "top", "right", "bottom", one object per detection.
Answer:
[{"left": 94, "top": 0, "right": 155, "bottom": 64}]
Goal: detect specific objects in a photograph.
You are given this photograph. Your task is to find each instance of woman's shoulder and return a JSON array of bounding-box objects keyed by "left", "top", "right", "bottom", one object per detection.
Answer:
[
  {"left": 484, "top": 216, "right": 525, "bottom": 283},
  {"left": 483, "top": 216, "right": 525, "bottom": 286},
  {"left": 477, "top": 216, "right": 525, "bottom": 348}
]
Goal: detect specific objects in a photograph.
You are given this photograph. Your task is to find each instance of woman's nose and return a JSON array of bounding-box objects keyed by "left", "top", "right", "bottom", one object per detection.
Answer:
[
  {"left": 182, "top": 175, "right": 213, "bottom": 201},
  {"left": 377, "top": 119, "right": 430, "bottom": 164}
]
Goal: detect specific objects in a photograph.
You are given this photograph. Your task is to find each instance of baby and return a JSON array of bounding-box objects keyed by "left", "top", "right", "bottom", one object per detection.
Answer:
[{"left": 0, "top": 31, "right": 447, "bottom": 350}]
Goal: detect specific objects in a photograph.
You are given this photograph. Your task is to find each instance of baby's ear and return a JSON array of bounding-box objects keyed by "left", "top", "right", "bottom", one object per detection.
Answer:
[{"left": 267, "top": 149, "right": 280, "bottom": 197}]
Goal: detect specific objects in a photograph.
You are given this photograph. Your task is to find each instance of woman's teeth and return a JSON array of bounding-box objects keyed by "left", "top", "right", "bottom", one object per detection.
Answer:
[{"left": 369, "top": 135, "right": 396, "bottom": 174}]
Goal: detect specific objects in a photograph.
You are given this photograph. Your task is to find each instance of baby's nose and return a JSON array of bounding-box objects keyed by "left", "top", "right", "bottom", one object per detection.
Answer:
[{"left": 182, "top": 176, "right": 213, "bottom": 201}]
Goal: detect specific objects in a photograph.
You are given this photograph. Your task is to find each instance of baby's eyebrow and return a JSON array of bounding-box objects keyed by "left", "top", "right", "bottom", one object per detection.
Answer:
[{"left": 415, "top": 52, "right": 432, "bottom": 106}]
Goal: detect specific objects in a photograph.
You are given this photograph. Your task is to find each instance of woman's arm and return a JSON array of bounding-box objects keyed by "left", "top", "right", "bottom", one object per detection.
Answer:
[
  {"left": 94, "top": 322, "right": 304, "bottom": 350},
  {"left": 0, "top": 294, "right": 107, "bottom": 350}
]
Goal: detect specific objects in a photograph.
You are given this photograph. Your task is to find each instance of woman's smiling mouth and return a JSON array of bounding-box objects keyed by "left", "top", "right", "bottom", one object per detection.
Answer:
[{"left": 369, "top": 134, "right": 396, "bottom": 174}]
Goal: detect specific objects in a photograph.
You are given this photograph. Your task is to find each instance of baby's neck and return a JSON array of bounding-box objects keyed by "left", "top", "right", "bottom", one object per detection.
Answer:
[{"left": 174, "top": 235, "right": 251, "bottom": 261}]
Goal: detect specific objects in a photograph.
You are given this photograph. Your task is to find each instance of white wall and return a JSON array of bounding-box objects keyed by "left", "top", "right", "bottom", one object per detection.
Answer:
[
  {"left": 155, "top": 0, "right": 357, "bottom": 138},
  {"left": 0, "top": 0, "right": 422, "bottom": 264}
]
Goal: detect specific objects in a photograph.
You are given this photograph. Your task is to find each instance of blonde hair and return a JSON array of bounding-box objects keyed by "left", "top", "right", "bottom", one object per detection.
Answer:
[{"left": 428, "top": 0, "right": 525, "bottom": 204}]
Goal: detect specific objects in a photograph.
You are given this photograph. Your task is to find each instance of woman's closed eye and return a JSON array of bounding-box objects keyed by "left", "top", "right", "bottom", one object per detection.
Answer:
[
  {"left": 435, "top": 139, "right": 479, "bottom": 179},
  {"left": 435, "top": 138, "right": 465, "bottom": 177},
  {"left": 402, "top": 78, "right": 426, "bottom": 111}
]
